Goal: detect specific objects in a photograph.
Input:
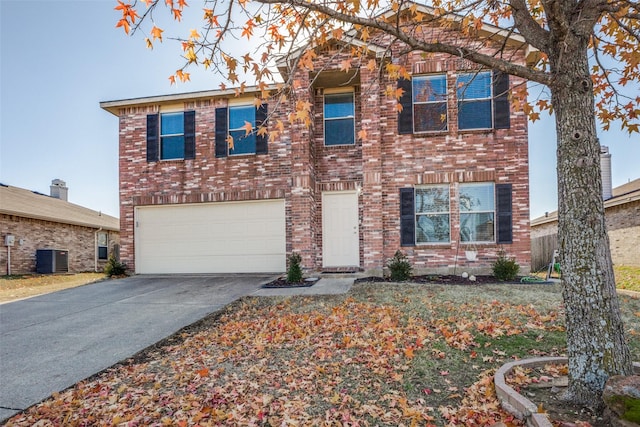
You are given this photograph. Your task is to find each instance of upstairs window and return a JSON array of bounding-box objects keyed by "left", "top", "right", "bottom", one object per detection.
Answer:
[
  {"left": 398, "top": 70, "right": 509, "bottom": 134},
  {"left": 457, "top": 71, "right": 492, "bottom": 130},
  {"left": 415, "top": 185, "right": 450, "bottom": 244},
  {"left": 215, "top": 103, "right": 268, "bottom": 157},
  {"left": 459, "top": 182, "right": 495, "bottom": 242},
  {"left": 412, "top": 74, "right": 448, "bottom": 132},
  {"left": 160, "top": 112, "right": 186, "bottom": 159},
  {"left": 146, "top": 111, "right": 195, "bottom": 162},
  {"left": 324, "top": 92, "right": 355, "bottom": 146},
  {"left": 228, "top": 105, "right": 256, "bottom": 155}
]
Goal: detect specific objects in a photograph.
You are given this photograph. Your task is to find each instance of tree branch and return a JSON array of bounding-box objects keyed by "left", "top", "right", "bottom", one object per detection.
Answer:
[
  {"left": 256, "top": 0, "right": 553, "bottom": 85},
  {"left": 508, "top": 0, "right": 551, "bottom": 54}
]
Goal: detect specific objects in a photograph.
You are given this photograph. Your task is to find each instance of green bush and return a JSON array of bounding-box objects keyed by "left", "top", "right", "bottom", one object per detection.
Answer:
[
  {"left": 104, "top": 256, "right": 127, "bottom": 277},
  {"left": 287, "top": 252, "right": 303, "bottom": 283},
  {"left": 492, "top": 250, "right": 520, "bottom": 281},
  {"left": 387, "top": 250, "right": 412, "bottom": 281}
]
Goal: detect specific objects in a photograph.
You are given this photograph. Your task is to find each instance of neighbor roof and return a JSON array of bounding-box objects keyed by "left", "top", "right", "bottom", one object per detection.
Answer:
[
  {"left": 531, "top": 178, "right": 640, "bottom": 227},
  {"left": 0, "top": 184, "right": 119, "bottom": 231}
]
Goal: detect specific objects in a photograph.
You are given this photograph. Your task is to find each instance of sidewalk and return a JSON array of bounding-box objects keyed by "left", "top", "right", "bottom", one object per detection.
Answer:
[{"left": 253, "top": 275, "right": 356, "bottom": 297}]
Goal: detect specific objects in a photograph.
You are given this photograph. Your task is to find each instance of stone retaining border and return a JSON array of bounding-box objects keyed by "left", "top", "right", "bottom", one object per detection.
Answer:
[{"left": 494, "top": 357, "right": 640, "bottom": 427}]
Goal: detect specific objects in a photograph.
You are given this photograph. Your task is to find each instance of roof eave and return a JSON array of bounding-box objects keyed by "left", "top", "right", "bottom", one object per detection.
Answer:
[
  {"left": 100, "top": 84, "right": 280, "bottom": 115},
  {"left": 0, "top": 209, "right": 119, "bottom": 232}
]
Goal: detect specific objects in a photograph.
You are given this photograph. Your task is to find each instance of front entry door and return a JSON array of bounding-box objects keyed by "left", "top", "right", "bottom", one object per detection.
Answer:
[{"left": 322, "top": 191, "right": 359, "bottom": 268}]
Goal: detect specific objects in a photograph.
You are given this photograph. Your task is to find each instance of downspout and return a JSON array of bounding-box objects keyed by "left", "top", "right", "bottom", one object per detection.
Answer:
[{"left": 94, "top": 227, "right": 103, "bottom": 273}]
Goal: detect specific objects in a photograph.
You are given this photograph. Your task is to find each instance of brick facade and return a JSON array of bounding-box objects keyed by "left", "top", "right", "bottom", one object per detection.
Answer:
[
  {"left": 109, "top": 23, "right": 532, "bottom": 275},
  {"left": 0, "top": 214, "right": 119, "bottom": 275}
]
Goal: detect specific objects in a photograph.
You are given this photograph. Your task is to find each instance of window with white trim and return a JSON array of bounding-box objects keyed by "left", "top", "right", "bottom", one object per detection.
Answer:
[
  {"left": 160, "top": 112, "right": 185, "bottom": 159},
  {"left": 228, "top": 105, "right": 256, "bottom": 155},
  {"left": 97, "top": 232, "right": 108, "bottom": 260},
  {"left": 456, "top": 71, "right": 493, "bottom": 130},
  {"left": 324, "top": 91, "right": 355, "bottom": 146},
  {"left": 415, "top": 185, "right": 450, "bottom": 244},
  {"left": 459, "top": 182, "right": 495, "bottom": 242},
  {"left": 412, "top": 74, "right": 448, "bottom": 132}
]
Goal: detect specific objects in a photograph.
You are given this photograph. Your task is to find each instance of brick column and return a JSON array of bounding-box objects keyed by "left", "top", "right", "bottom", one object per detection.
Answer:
[
  {"left": 287, "top": 74, "right": 318, "bottom": 270},
  {"left": 360, "top": 67, "right": 385, "bottom": 275}
]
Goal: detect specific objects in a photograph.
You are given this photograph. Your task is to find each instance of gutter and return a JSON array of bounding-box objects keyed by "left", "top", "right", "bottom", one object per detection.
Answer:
[{"left": 94, "top": 227, "right": 103, "bottom": 273}]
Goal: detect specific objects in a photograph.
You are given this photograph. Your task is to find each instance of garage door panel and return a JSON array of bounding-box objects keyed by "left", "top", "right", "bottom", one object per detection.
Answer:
[{"left": 135, "top": 200, "right": 285, "bottom": 274}]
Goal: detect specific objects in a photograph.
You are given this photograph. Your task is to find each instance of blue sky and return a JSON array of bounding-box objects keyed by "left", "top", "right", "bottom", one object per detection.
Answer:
[{"left": 1, "top": 0, "right": 638, "bottom": 220}]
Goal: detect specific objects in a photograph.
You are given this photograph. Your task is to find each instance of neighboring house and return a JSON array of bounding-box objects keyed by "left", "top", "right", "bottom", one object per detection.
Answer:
[
  {"left": 531, "top": 177, "right": 640, "bottom": 270},
  {"left": 0, "top": 180, "right": 120, "bottom": 275},
  {"left": 101, "top": 6, "right": 536, "bottom": 276}
]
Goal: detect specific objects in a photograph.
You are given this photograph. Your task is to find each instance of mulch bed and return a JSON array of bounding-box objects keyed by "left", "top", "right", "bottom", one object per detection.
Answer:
[
  {"left": 263, "top": 275, "right": 552, "bottom": 288},
  {"left": 262, "top": 277, "right": 321, "bottom": 288},
  {"left": 355, "top": 275, "right": 551, "bottom": 285}
]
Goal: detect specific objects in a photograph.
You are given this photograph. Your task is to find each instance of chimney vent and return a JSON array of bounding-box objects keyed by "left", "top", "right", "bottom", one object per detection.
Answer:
[
  {"left": 600, "top": 146, "right": 613, "bottom": 201},
  {"left": 50, "top": 179, "right": 68, "bottom": 201}
]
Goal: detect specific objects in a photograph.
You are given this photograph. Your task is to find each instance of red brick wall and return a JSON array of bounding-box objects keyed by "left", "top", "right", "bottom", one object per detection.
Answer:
[
  {"left": 115, "top": 24, "right": 531, "bottom": 275},
  {"left": 0, "top": 214, "right": 119, "bottom": 275}
]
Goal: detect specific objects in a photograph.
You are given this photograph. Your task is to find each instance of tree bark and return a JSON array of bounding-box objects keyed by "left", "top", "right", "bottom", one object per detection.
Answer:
[{"left": 549, "top": 35, "right": 633, "bottom": 408}]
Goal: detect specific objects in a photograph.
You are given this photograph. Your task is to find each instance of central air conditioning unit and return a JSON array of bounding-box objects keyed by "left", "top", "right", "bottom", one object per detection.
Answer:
[{"left": 36, "top": 249, "right": 69, "bottom": 274}]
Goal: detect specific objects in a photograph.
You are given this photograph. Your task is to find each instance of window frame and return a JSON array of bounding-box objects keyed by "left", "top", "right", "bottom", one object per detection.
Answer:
[
  {"left": 459, "top": 182, "right": 496, "bottom": 243},
  {"left": 414, "top": 184, "right": 451, "bottom": 245},
  {"left": 97, "top": 232, "right": 108, "bottom": 261},
  {"left": 159, "top": 112, "right": 186, "bottom": 160},
  {"left": 323, "top": 89, "right": 356, "bottom": 146},
  {"left": 228, "top": 104, "right": 257, "bottom": 156},
  {"left": 412, "top": 74, "right": 448, "bottom": 133},
  {"left": 456, "top": 71, "right": 493, "bottom": 131}
]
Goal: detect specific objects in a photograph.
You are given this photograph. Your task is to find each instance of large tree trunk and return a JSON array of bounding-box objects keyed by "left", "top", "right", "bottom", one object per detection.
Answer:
[{"left": 550, "top": 39, "right": 633, "bottom": 408}]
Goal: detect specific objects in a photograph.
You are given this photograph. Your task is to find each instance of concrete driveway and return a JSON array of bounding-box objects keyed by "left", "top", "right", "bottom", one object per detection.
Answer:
[{"left": 0, "top": 275, "right": 273, "bottom": 422}]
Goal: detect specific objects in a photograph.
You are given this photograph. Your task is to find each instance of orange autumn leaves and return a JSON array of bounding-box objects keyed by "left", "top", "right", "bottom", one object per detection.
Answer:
[{"left": 6, "top": 295, "right": 565, "bottom": 426}]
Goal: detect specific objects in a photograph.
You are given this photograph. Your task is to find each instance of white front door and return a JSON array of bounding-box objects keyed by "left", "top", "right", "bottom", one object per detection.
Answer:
[{"left": 322, "top": 191, "right": 359, "bottom": 268}]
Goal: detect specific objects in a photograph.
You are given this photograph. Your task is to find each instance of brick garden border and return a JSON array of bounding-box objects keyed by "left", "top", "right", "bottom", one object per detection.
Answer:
[{"left": 494, "top": 357, "right": 640, "bottom": 427}]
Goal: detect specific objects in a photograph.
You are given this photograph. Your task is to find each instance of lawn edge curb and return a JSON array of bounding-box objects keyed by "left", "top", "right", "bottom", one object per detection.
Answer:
[
  {"left": 495, "top": 357, "right": 640, "bottom": 427},
  {"left": 495, "top": 356, "right": 565, "bottom": 427}
]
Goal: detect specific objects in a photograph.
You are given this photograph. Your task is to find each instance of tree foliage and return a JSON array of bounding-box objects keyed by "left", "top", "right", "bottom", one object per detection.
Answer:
[
  {"left": 115, "top": 0, "right": 639, "bottom": 133},
  {"left": 115, "top": 0, "right": 639, "bottom": 408}
]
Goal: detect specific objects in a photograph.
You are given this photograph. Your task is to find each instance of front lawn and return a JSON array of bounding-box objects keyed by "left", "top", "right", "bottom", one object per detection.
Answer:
[
  {"left": 615, "top": 265, "right": 640, "bottom": 292},
  {"left": 0, "top": 273, "right": 105, "bottom": 303},
  {"left": 5, "top": 282, "right": 639, "bottom": 426}
]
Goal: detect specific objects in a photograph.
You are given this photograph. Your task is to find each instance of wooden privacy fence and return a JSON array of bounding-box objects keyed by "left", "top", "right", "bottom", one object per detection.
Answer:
[{"left": 531, "top": 234, "right": 558, "bottom": 272}]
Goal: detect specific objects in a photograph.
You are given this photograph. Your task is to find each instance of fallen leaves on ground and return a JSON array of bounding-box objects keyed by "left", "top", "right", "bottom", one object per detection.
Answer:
[{"left": 5, "top": 284, "right": 589, "bottom": 426}]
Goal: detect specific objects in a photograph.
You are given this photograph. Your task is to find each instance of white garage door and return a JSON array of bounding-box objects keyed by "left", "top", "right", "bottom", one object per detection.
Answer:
[{"left": 135, "top": 200, "right": 286, "bottom": 274}]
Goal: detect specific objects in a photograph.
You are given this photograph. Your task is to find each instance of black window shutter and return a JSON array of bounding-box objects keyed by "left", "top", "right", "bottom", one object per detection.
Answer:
[
  {"left": 400, "top": 188, "right": 415, "bottom": 246},
  {"left": 215, "top": 107, "right": 228, "bottom": 158},
  {"left": 146, "top": 114, "right": 159, "bottom": 162},
  {"left": 493, "top": 70, "right": 510, "bottom": 129},
  {"left": 397, "top": 78, "right": 413, "bottom": 134},
  {"left": 496, "top": 183, "right": 513, "bottom": 243},
  {"left": 256, "top": 103, "right": 268, "bottom": 154},
  {"left": 183, "top": 110, "right": 196, "bottom": 159}
]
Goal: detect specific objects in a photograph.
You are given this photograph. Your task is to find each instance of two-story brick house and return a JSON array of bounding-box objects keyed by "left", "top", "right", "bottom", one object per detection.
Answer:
[{"left": 101, "top": 7, "right": 535, "bottom": 276}]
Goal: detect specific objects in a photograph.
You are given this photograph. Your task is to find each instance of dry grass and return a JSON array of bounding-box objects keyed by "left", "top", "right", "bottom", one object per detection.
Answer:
[{"left": 0, "top": 273, "right": 105, "bottom": 303}]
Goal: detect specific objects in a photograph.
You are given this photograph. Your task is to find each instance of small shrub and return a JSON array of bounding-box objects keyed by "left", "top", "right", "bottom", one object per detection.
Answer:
[
  {"left": 104, "top": 256, "right": 127, "bottom": 277},
  {"left": 492, "top": 250, "right": 520, "bottom": 281},
  {"left": 287, "top": 252, "right": 303, "bottom": 283},
  {"left": 387, "top": 250, "right": 412, "bottom": 281}
]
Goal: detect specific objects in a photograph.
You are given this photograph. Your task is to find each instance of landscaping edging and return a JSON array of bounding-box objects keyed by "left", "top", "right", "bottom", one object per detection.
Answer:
[{"left": 494, "top": 357, "right": 640, "bottom": 427}]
